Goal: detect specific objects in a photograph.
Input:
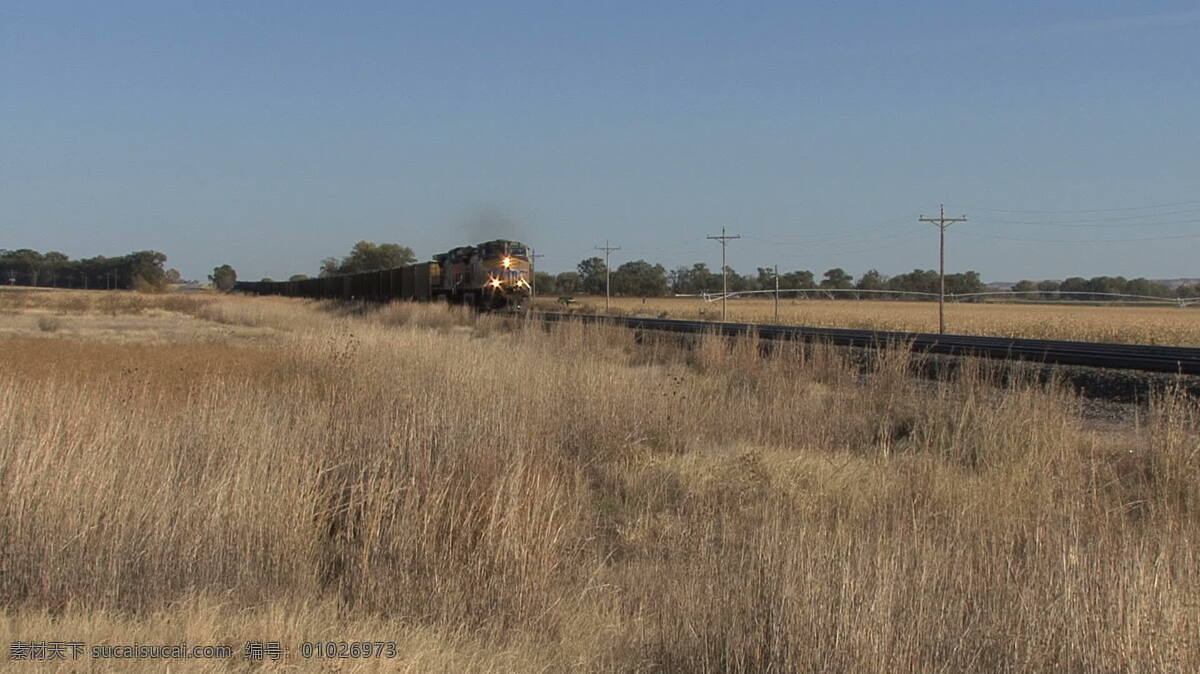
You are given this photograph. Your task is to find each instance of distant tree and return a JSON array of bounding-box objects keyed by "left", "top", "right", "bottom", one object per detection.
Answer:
[
  {"left": 9, "top": 249, "right": 43, "bottom": 286},
  {"left": 127, "top": 250, "right": 169, "bottom": 292},
  {"left": 164, "top": 268, "right": 182, "bottom": 283},
  {"left": 288, "top": 274, "right": 310, "bottom": 282},
  {"left": 323, "top": 241, "right": 415, "bottom": 276},
  {"left": 820, "top": 268, "right": 854, "bottom": 290},
  {"left": 1086, "top": 276, "right": 1128, "bottom": 299},
  {"left": 260, "top": 277, "right": 274, "bottom": 283},
  {"left": 1177, "top": 284, "right": 1200, "bottom": 299},
  {"left": 856, "top": 269, "right": 886, "bottom": 292},
  {"left": 1011, "top": 280, "right": 1037, "bottom": 294},
  {"left": 554, "top": 271, "right": 581, "bottom": 294},
  {"left": 1060, "top": 277, "right": 1089, "bottom": 295},
  {"left": 532, "top": 271, "right": 555, "bottom": 295},
  {"left": 753, "top": 267, "right": 776, "bottom": 292},
  {"left": 319, "top": 257, "right": 340, "bottom": 278},
  {"left": 1125, "top": 278, "right": 1173, "bottom": 299},
  {"left": 671, "top": 263, "right": 720, "bottom": 294},
  {"left": 945, "top": 271, "right": 984, "bottom": 296},
  {"left": 611, "top": 260, "right": 669, "bottom": 297},
  {"left": 209, "top": 265, "right": 237, "bottom": 292},
  {"left": 721, "top": 266, "right": 751, "bottom": 293},
  {"left": 780, "top": 269, "right": 815, "bottom": 290},
  {"left": 577, "top": 257, "right": 608, "bottom": 294},
  {"left": 43, "top": 251, "right": 69, "bottom": 287},
  {"left": 887, "top": 269, "right": 939, "bottom": 296},
  {"left": 341, "top": 241, "right": 415, "bottom": 273},
  {"left": 1034, "top": 279, "right": 1060, "bottom": 300}
]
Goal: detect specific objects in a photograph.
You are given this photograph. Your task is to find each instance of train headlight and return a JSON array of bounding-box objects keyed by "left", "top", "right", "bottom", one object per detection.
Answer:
[
  {"left": 502, "top": 256, "right": 512, "bottom": 269},
  {"left": 489, "top": 277, "right": 503, "bottom": 289}
]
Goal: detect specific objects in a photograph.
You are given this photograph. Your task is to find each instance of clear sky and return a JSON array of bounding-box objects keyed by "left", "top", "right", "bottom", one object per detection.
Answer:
[{"left": 3, "top": 1, "right": 1198, "bottom": 282}]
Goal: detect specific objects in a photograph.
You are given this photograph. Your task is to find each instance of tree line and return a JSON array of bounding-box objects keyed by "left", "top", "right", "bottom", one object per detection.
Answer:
[
  {"left": 0, "top": 248, "right": 177, "bottom": 291},
  {"left": 526, "top": 257, "right": 1200, "bottom": 301},
  {"left": 532, "top": 258, "right": 989, "bottom": 299},
  {"left": 1010, "top": 277, "right": 1199, "bottom": 300}
]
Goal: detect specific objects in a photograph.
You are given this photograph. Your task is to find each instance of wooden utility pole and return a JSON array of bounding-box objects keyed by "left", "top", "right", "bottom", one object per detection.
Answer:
[
  {"left": 595, "top": 241, "right": 620, "bottom": 311},
  {"left": 707, "top": 227, "right": 741, "bottom": 320},
  {"left": 529, "top": 248, "right": 545, "bottom": 305},
  {"left": 774, "top": 264, "right": 779, "bottom": 323},
  {"left": 919, "top": 204, "right": 967, "bottom": 334}
]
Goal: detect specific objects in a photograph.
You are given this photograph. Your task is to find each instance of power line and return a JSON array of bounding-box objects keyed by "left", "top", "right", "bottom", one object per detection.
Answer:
[
  {"left": 968, "top": 199, "right": 1200, "bottom": 214},
  {"left": 919, "top": 204, "right": 967, "bottom": 335},
  {"left": 971, "top": 208, "right": 1200, "bottom": 226},
  {"left": 959, "top": 230, "right": 1200, "bottom": 244},
  {"left": 706, "top": 227, "right": 741, "bottom": 321}
]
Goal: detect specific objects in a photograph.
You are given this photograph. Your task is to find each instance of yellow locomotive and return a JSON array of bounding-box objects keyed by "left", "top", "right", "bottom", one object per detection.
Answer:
[{"left": 434, "top": 239, "right": 532, "bottom": 309}]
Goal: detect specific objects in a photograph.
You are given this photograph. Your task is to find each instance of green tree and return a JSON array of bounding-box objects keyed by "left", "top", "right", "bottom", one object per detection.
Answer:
[
  {"left": 319, "top": 257, "right": 340, "bottom": 278},
  {"left": 43, "top": 251, "right": 69, "bottom": 287},
  {"left": 1035, "top": 279, "right": 1061, "bottom": 300},
  {"left": 888, "top": 269, "right": 940, "bottom": 296},
  {"left": 780, "top": 269, "right": 815, "bottom": 290},
  {"left": 945, "top": 271, "right": 984, "bottom": 296},
  {"left": 671, "top": 263, "right": 720, "bottom": 294},
  {"left": 1060, "top": 277, "right": 1089, "bottom": 296},
  {"left": 127, "top": 250, "right": 169, "bottom": 291},
  {"left": 1125, "top": 278, "right": 1173, "bottom": 298},
  {"left": 329, "top": 241, "right": 416, "bottom": 275},
  {"left": 209, "top": 265, "right": 237, "bottom": 292},
  {"left": 856, "top": 269, "right": 885, "bottom": 292},
  {"left": 820, "top": 268, "right": 854, "bottom": 290},
  {"left": 612, "top": 260, "right": 669, "bottom": 297},
  {"left": 1011, "top": 280, "right": 1037, "bottom": 294},
  {"left": 722, "top": 266, "right": 751, "bottom": 293},
  {"left": 577, "top": 257, "right": 607, "bottom": 294},
  {"left": 289, "top": 274, "right": 310, "bottom": 282},
  {"left": 554, "top": 271, "right": 581, "bottom": 294},
  {"left": 532, "top": 271, "right": 555, "bottom": 294}
]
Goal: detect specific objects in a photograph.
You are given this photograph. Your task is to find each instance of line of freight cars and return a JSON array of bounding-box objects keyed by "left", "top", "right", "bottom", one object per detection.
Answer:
[{"left": 233, "top": 239, "right": 533, "bottom": 310}]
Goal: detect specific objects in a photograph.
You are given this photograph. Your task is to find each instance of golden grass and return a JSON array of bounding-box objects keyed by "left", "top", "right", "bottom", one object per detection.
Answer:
[
  {"left": 549, "top": 295, "right": 1200, "bottom": 346},
  {"left": 1, "top": 290, "right": 1198, "bottom": 671}
]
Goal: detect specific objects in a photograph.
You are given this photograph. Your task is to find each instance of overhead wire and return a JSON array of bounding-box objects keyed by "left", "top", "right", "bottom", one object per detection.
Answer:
[{"left": 967, "top": 199, "right": 1200, "bottom": 214}]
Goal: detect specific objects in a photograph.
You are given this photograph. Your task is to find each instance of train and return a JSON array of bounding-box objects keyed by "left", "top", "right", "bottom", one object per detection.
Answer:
[{"left": 233, "top": 239, "right": 533, "bottom": 310}]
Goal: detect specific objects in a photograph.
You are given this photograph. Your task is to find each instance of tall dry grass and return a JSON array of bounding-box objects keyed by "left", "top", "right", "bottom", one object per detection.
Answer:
[{"left": 1, "top": 294, "right": 1197, "bottom": 671}]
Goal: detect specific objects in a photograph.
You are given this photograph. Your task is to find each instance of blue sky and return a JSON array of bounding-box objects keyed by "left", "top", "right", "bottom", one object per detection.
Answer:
[{"left": 3, "top": 1, "right": 1199, "bottom": 281}]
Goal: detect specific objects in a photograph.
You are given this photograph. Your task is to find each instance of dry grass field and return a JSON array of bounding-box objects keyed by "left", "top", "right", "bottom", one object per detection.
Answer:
[
  {"left": 2, "top": 287, "right": 1199, "bottom": 671},
  {"left": 544, "top": 295, "right": 1200, "bottom": 346}
]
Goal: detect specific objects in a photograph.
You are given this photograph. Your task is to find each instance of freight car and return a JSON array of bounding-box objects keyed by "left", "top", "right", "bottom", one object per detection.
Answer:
[{"left": 233, "top": 239, "right": 532, "bottom": 310}]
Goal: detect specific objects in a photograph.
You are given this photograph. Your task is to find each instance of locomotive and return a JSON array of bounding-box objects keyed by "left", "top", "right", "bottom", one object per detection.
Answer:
[{"left": 233, "top": 239, "right": 532, "bottom": 310}]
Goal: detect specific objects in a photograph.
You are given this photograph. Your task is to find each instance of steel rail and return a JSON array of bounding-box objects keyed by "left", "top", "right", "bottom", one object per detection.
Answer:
[{"left": 536, "top": 313, "right": 1200, "bottom": 376}]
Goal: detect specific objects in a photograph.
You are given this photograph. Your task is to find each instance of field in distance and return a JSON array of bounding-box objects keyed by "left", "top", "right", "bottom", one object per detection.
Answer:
[{"left": 541, "top": 295, "right": 1200, "bottom": 346}]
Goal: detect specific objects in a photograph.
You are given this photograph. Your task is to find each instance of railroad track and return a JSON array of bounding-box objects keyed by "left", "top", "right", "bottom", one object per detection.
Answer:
[{"left": 537, "top": 313, "right": 1200, "bottom": 376}]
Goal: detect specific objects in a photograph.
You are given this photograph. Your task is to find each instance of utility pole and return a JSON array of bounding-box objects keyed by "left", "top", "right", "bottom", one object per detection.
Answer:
[
  {"left": 919, "top": 204, "right": 967, "bottom": 334},
  {"left": 595, "top": 240, "right": 620, "bottom": 311},
  {"left": 707, "top": 227, "right": 741, "bottom": 320},
  {"left": 774, "top": 264, "right": 779, "bottom": 323},
  {"left": 529, "top": 248, "right": 545, "bottom": 305}
]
